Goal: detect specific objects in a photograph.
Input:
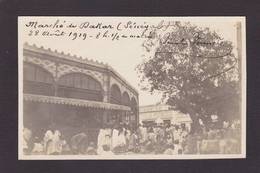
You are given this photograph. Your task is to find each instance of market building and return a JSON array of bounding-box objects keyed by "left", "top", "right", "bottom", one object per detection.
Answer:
[
  {"left": 22, "top": 43, "right": 139, "bottom": 143},
  {"left": 139, "top": 104, "right": 192, "bottom": 131}
]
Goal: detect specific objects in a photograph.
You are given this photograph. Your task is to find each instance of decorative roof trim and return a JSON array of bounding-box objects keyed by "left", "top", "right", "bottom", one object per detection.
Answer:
[
  {"left": 24, "top": 94, "right": 131, "bottom": 111},
  {"left": 24, "top": 42, "right": 107, "bottom": 68}
]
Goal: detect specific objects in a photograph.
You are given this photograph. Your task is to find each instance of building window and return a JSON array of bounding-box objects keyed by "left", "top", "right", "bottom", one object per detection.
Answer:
[
  {"left": 58, "top": 73, "right": 101, "bottom": 91},
  {"left": 24, "top": 63, "right": 54, "bottom": 84},
  {"left": 23, "top": 62, "right": 54, "bottom": 96},
  {"left": 110, "top": 84, "right": 121, "bottom": 104},
  {"left": 122, "top": 92, "right": 130, "bottom": 106},
  {"left": 58, "top": 73, "right": 103, "bottom": 101}
]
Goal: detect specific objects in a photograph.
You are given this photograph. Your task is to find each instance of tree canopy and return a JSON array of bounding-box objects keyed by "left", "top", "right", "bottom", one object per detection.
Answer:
[{"left": 137, "top": 21, "right": 240, "bottom": 131}]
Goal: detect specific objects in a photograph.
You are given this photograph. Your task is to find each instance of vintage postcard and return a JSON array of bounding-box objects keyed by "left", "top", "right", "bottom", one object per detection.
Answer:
[{"left": 18, "top": 16, "right": 246, "bottom": 160}]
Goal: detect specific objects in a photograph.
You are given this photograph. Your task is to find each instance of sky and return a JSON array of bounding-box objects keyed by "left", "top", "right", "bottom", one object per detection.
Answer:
[{"left": 19, "top": 17, "right": 243, "bottom": 106}]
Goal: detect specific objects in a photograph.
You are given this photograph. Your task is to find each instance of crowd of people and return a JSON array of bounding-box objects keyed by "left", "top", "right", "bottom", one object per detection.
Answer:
[{"left": 23, "top": 120, "right": 241, "bottom": 156}]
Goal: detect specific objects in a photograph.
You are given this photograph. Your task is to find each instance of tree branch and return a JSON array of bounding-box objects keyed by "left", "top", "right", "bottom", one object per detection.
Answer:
[
  {"left": 203, "top": 65, "right": 236, "bottom": 81},
  {"left": 195, "top": 50, "right": 232, "bottom": 59}
]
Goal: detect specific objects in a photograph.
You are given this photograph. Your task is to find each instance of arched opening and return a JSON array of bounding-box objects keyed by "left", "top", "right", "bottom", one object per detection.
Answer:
[
  {"left": 130, "top": 97, "right": 138, "bottom": 124},
  {"left": 23, "top": 62, "right": 55, "bottom": 96},
  {"left": 57, "top": 73, "right": 103, "bottom": 101},
  {"left": 107, "top": 84, "right": 122, "bottom": 124},
  {"left": 122, "top": 92, "right": 131, "bottom": 123},
  {"left": 131, "top": 97, "right": 137, "bottom": 110},
  {"left": 122, "top": 92, "right": 130, "bottom": 106},
  {"left": 110, "top": 84, "right": 121, "bottom": 104}
]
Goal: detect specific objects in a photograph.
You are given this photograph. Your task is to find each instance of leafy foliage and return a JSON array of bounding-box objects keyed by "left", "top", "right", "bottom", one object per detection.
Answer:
[{"left": 137, "top": 22, "right": 240, "bottom": 131}]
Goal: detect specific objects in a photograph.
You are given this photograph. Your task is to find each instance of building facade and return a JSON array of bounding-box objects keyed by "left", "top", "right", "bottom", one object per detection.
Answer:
[
  {"left": 23, "top": 43, "right": 139, "bottom": 143},
  {"left": 139, "top": 104, "right": 192, "bottom": 130}
]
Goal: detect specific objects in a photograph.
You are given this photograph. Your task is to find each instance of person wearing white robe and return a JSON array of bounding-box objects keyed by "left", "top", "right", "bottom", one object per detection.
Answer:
[
  {"left": 103, "top": 127, "right": 112, "bottom": 148},
  {"left": 111, "top": 128, "right": 119, "bottom": 150},
  {"left": 52, "top": 130, "right": 62, "bottom": 154},
  {"left": 43, "top": 130, "right": 54, "bottom": 155},
  {"left": 112, "top": 128, "right": 126, "bottom": 153},
  {"left": 117, "top": 130, "right": 126, "bottom": 147},
  {"left": 23, "top": 128, "right": 32, "bottom": 154},
  {"left": 97, "top": 128, "right": 106, "bottom": 154},
  {"left": 43, "top": 129, "right": 62, "bottom": 155},
  {"left": 138, "top": 125, "right": 147, "bottom": 144}
]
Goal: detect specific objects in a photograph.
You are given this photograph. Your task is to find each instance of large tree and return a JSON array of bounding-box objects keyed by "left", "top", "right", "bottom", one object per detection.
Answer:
[{"left": 137, "top": 21, "right": 240, "bottom": 132}]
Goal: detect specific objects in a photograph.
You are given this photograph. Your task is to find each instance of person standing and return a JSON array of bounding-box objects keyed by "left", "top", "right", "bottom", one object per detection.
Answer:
[
  {"left": 111, "top": 125, "right": 119, "bottom": 150},
  {"left": 155, "top": 125, "right": 165, "bottom": 154},
  {"left": 43, "top": 129, "right": 63, "bottom": 155},
  {"left": 128, "top": 130, "right": 139, "bottom": 153},
  {"left": 125, "top": 126, "right": 131, "bottom": 150},
  {"left": 145, "top": 127, "right": 156, "bottom": 153},
  {"left": 52, "top": 130, "right": 62, "bottom": 155},
  {"left": 43, "top": 128, "right": 54, "bottom": 155},
  {"left": 137, "top": 124, "right": 147, "bottom": 146},
  {"left": 23, "top": 127, "right": 33, "bottom": 155},
  {"left": 113, "top": 126, "right": 126, "bottom": 153},
  {"left": 97, "top": 127, "right": 106, "bottom": 154},
  {"left": 103, "top": 125, "right": 112, "bottom": 149}
]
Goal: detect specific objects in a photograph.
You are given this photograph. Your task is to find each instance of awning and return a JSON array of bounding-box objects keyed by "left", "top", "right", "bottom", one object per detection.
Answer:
[{"left": 23, "top": 94, "right": 131, "bottom": 111}]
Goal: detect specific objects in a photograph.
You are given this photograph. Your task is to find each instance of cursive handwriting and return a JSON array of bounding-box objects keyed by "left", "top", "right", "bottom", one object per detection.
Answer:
[{"left": 160, "top": 32, "right": 216, "bottom": 46}]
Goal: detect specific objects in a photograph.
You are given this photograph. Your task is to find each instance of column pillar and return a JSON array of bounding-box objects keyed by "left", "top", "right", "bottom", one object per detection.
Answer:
[{"left": 102, "top": 73, "right": 110, "bottom": 103}]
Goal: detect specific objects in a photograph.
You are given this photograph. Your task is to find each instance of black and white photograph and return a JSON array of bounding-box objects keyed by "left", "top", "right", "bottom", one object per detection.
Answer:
[{"left": 18, "top": 16, "right": 246, "bottom": 159}]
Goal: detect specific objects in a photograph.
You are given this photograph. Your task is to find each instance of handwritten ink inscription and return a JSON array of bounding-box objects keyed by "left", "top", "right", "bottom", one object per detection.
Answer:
[
  {"left": 24, "top": 19, "right": 228, "bottom": 59},
  {"left": 24, "top": 19, "right": 158, "bottom": 41}
]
